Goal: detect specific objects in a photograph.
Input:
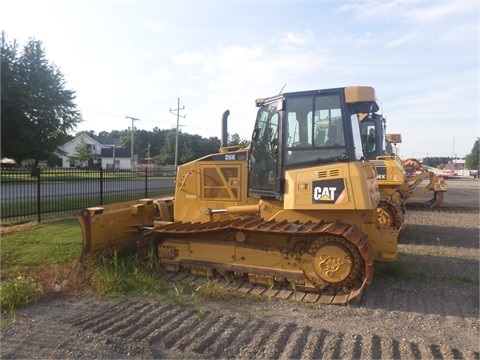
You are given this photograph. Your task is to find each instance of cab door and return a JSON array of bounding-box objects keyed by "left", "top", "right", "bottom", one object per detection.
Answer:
[{"left": 248, "top": 100, "right": 282, "bottom": 199}]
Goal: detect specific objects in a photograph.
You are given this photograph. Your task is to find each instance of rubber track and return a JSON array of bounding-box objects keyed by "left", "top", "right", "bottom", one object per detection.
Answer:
[{"left": 148, "top": 219, "right": 374, "bottom": 305}]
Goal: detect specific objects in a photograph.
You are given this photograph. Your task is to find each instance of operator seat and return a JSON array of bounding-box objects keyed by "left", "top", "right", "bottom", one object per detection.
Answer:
[{"left": 324, "top": 125, "right": 337, "bottom": 146}]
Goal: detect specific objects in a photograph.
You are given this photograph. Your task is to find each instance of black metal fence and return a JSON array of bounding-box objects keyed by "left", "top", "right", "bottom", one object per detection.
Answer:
[{"left": 1, "top": 167, "right": 176, "bottom": 223}]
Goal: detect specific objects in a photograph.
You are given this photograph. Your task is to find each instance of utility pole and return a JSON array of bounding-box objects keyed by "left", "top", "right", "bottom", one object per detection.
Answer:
[
  {"left": 126, "top": 116, "right": 139, "bottom": 168},
  {"left": 112, "top": 139, "right": 116, "bottom": 170},
  {"left": 169, "top": 98, "right": 186, "bottom": 172},
  {"left": 452, "top": 136, "right": 456, "bottom": 159}
]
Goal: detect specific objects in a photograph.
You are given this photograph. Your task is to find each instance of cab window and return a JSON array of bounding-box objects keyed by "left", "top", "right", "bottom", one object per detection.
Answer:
[{"left": 285, "top": 94, "right": 346, "bottom": 165}]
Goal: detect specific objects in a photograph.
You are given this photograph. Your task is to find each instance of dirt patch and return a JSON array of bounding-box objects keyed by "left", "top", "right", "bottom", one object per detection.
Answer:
[
  {"left": 1, "top": 180, "right": 479, "bottom": 359},
  {"left": 0, "top": 221, "right": 41, "bottom": 235},
  {"left": 0, "top": 216, "right": 75, "bottom": 235}
]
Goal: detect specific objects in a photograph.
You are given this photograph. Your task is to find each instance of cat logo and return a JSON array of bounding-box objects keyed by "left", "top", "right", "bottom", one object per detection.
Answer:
[
  {"left": 312, "top": 178, "right": 345, "bottom": 204},
  {"left": 314, "top": 186, "right": 337, "bottom": 201}
]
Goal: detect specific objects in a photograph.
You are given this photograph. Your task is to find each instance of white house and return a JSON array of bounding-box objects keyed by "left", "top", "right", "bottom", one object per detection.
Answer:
[
  {"left": 59, "top": 134, "right": 104, "bottom": 168},
  {"left": 101, "top": 147, "right": 132, "bottom": 169},
  {"left": 59, "top": 134, "right": 131, "bottom": 169}
]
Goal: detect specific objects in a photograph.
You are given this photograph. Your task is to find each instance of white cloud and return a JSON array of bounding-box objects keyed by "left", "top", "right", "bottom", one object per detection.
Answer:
[
  {"left": 438, "top": 22, "right": 479, "bottom": 44},
  {"left": 153, "top": 67, "right": 175, "bottom": 80},
  {"left": 338, "top": 1, "right": 400, "bottom": 18},
  {"left": 386, "top": 31, "right": 420, "bottom": 48},
  {"left": 403, "top": 1, "right": 475, "bottom": 22},
  {"left": 142, "top": 21, "right": 166, "bottom": 33},
  {"left": 280, "top": 30, "right": 314, "bottom": 48},
  {"left": 171, "top": 51, "right": 208, "bottom": 65}
]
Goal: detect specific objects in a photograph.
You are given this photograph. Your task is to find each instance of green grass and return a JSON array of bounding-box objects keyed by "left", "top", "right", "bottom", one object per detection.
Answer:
[
  {"left": 451, "top": 275, "right": 478, "bottom": 286},
  {"left": 374, "top": 257, "right": 479, "bottom": 286},
  {"left": 1, "top": 219, "right": 81, "bottom": 315},
  {"left": 0, "top": 276, "right": 38, "bottom": 314},
  {"left": 89, "top": 250, "right": 169, "bottom": 297},
  {"left": 1, "top": 219, "right": 82, "bottom": 270},
  {"left": 0, "top": 218, "right": 175, "bottom": 314},
  {"left": 0, "top": 217, "right": 249, "bottom": 318}
]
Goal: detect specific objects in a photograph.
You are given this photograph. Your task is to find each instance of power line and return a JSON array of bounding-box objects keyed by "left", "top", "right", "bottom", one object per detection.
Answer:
[
  {"left": 169, "top": 98, "right": 186, "bottom": 172},
  {"left": 126, "top": 116, "right": 139, "bottom": 167}
]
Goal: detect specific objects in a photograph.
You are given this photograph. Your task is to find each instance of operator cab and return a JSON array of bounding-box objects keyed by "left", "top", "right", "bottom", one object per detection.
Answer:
[
  {"left": 248, "top": 86, "right": 379, "bottom": 199},
  {"left": 359, "top": 113, "right": 388, "bottom": 160}
]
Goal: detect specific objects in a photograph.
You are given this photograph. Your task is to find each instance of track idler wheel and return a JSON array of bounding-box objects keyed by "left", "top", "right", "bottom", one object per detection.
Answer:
[
  {"left": 313, "top": 243, "right": 352, "bottom": 283},
  {"left": 303, "top": 235, "right": 363, "bottom": 292}
]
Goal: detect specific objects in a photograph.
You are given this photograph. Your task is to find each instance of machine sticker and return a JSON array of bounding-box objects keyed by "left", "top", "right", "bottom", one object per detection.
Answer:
[
  {"left": 312, "top": 178, "right": 345, "bottom": 204},
  {"left": 375, "top": 162, "right": 387, "bottom": 180},
  {"left": 204, "top": 151, "right": 248, "bottom": 161}
]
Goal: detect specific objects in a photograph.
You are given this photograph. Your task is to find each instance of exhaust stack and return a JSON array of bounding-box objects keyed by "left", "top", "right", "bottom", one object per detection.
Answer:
[{"left": 221, "top": 110, "right": 230, "bottom": 147}]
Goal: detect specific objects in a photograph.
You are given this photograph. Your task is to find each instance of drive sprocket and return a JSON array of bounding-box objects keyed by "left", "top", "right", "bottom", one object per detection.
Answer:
[{"left": 377, "top": 198, "right": 404, "bottom": 229}]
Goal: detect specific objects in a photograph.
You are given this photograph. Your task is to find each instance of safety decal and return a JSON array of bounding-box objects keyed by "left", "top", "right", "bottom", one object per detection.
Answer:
[
  {"left": 375, "top": 163, "right": 387, "bottom": 180},
  {"left": 312, "top": 178, "right": 345, "bottom": 204}
]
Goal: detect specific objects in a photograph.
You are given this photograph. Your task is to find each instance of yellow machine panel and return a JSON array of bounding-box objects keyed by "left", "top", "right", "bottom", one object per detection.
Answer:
[{"left": 284, "top": 162, "right": 380, "bottom": 210}]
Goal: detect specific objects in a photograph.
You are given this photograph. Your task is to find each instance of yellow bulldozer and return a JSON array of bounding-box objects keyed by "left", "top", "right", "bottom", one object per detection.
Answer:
[
  {"left": 358, "top": 113, "right": 447, "bottom": 229},
  {"left": 78, "top": 86, "right": 400, "bottom": 304}
]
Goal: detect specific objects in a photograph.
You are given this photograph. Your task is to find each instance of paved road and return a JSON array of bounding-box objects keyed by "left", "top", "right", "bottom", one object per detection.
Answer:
[
  {"left": 406, "top": 177, "right": 479, "bottom": 210},
  {"left": 0, "top": 178, "right": 175, "bottom": 201}
]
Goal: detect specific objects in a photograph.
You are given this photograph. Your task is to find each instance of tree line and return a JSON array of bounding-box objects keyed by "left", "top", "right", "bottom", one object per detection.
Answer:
[
  {"left": 74, "top": 129, "right": 249, "bottom": 166},
  {"left": 421, "top": 138, "right": 479, "bottom": 170}
]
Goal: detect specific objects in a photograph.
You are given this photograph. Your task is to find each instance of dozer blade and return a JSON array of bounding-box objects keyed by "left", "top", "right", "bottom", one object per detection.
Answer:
[
  {"left": 426, "top": 191, "right": 444, "bottom": 207},
  {"left": 77, "top": 199, "right": 158, "bottom": 256},
  {"left": 405, "top": 170, "right": 447, "bottom": 207}
]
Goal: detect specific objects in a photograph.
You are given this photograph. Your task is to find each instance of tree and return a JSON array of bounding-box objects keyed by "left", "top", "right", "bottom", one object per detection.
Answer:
[
  {"left": 465, "top": 138, "right": 480, "bottom": 170},
  {"left": 1, "top": 33, "right": 82, "bottom": 167},
  {"left": 69, "top": 127, "right": 227, "bottom": 167},
  {"left": 228, "top": 133, "right": 250, "bottom": 147},
  {"left": 0, "top": 33, "right": 30, "bottom": 161},
  {"left": 76, "top": 130, "right": 97, "bottom": 138},
  {"left": 156, "top": 129, "right": 176, "bottom": 165},
  {"left": 423, "top": 157, "right": 452, "bottom": 168},
  {"left": 199, "top": 136, "right": 221, "bottom": 157},
  {"left": 67, "top": 137, "right": 91, "bottom": 167}
]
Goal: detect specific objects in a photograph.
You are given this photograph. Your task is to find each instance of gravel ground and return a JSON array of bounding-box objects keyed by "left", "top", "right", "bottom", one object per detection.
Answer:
[{"left": 1, "top": 179, "right": 479, "bottom": 359}]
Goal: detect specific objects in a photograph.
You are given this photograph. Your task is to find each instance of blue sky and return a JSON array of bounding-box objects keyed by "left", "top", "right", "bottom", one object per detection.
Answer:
[{"left": 2, "top": 0, "right": 478, "bottom": 159}]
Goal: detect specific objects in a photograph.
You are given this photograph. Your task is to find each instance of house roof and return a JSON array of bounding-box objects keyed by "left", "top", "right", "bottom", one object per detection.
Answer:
[
  {"left": 60, "top": 134, "right": 106, "bottom": 150},
  {"left": 101, "top": 148, "right": 131, "bottom": 158},
  {"left": 96, "top": 137, "right": 116, "bottom": 146}
]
